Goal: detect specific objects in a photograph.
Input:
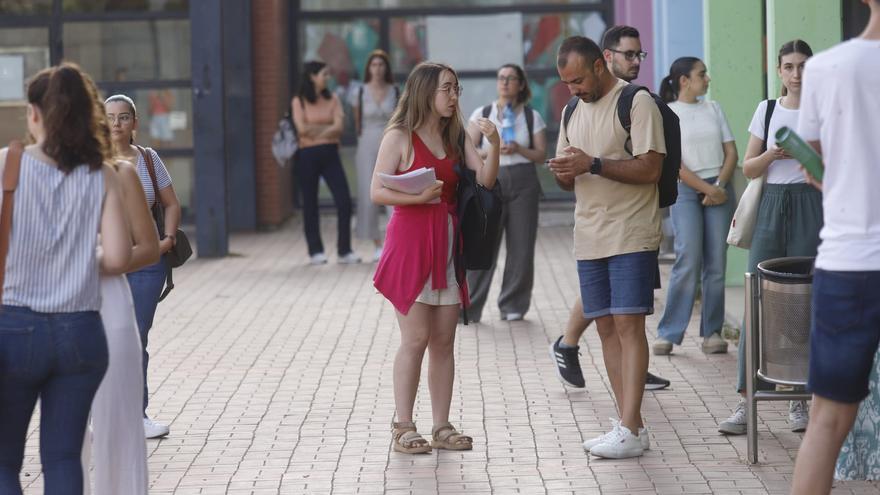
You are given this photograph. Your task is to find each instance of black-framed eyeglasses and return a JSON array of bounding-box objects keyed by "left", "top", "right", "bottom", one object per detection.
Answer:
[
  {"left": 497, "top": 75, "right": 521, "bottom": 84},
  {"left": 609, "top": 49, "right": 648, "bottom": 62},
  {"left": 437, "top": 84, "right": 463, "bottom": 97}
]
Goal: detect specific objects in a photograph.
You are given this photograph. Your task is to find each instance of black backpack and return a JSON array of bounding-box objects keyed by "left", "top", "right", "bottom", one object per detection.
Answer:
[
  {"left": 478, "top": 103, "right": 535, "bottom": 151},
  {"left": 563, "top": 84, "right": 681, "bottom": 208},
  {"left": 455, "top": 134, "right": 503, "bottom": 271}
]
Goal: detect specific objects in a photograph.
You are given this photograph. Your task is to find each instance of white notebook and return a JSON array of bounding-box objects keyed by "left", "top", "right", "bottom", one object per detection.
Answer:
[{"left": 378, "top": 167, "right": 439, "bottom": 203}]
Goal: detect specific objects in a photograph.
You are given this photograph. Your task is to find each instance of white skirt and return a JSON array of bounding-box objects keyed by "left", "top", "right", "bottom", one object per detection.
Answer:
[
  {"left": 83, "top": 275, "right": 149, "bottom": 495},
  {"left": 414, "top": 213, "right": 460, "bottom": 306}
]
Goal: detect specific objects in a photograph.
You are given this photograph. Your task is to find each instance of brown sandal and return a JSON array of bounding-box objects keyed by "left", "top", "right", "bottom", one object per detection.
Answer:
[
  {"left": 391, "top": 421, "right": 432, "bottom": 454},
  {"left": 431, "top": 422, "right": 473, "bottom": 450}
]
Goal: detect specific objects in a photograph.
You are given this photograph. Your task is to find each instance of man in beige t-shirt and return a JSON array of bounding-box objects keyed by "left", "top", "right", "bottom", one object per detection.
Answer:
[{"left": 548, "top": 35, "right": 666, "bottom": 459}]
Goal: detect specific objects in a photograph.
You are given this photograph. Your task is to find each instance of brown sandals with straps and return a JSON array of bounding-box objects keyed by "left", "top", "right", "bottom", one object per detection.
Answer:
[
  {"left": 431, "top": 422, "right": 473, "bottom": 450},
  {"left": 391, "top": 421, "right": 432, "bottom": 454}
]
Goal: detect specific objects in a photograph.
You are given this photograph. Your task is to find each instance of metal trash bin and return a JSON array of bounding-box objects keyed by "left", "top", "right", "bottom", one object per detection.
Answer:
[
  {"left": 757, "top": 257, "right": 814, "bottom": 385},
  {"left": 744, "top": 256, "right": 815, "bottom": 464}
]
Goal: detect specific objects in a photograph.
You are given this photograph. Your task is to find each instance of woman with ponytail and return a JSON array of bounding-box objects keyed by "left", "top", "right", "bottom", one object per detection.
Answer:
[
  {"left": 653, "top": 57, "right": 738, "bottom": 357},
  {"left": 719, "top": 40, "right": 818, "bottom": 437},
  {"left": 0, "top": 63, "right": 132, "bottom": 495}
]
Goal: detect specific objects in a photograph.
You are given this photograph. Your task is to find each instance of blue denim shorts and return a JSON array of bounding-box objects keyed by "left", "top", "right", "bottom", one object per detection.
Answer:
[
  {"left": 577, "top": 250, "right": 657, "bottom": 319},
  {"left": 808, "top": 269, "right": 880, "bottom": 403}
]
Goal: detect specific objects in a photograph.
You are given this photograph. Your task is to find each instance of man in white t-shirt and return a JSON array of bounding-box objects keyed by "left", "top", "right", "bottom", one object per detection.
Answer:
[{"left": 791, "top": 1, "right": 880, "bottom": 493}]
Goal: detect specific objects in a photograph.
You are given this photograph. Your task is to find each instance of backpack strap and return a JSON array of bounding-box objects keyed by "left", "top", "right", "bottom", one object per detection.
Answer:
[
  {"left": 523, "top": 104, "right": 534, "bottom": 150},
  {"left": 357, "top": 86, "right": 364, "bottom": 133},
  {"left": 761, "top": 99, "right": 777, "bottom": 153},
  {"left": 562, "top": 96, "right": 580, "bottom": 145},
  {"left": 478, "top": 104, "right": 492, "bottom": 148},
  {"left": 616, "top": 84, "right": 649, "bottom": 155},
  {"left": 0, "top": 141, "right": 24, "bottom": 301}
]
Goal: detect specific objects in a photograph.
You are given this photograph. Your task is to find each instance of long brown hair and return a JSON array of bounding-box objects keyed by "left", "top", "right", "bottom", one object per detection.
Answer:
[
  {"left": 386, "top": 62, "right": 465, "bottom": 161},
  {"left": 27, "top": 63, "right": 110, "bottom": 173},
  {"left": 363, "top": 49, "right": 393, "bottom": 84}
]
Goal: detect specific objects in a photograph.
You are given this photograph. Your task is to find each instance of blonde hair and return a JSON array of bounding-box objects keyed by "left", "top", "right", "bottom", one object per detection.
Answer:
[{"left": 386, "top": 62, "right": 465, "bottom": 162}]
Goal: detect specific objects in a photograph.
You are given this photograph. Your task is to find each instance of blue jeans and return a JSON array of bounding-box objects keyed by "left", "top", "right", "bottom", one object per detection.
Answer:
[
  {"left": 577, "top": 250, "right": 657, "bottom": 319},
  {"left": 0, "top": 306, "right": 108, "bottom": 495},
  {"left": 127, "top": 256, "right": 167, "bottom": 416},
  {"left": 809, "top": 269, "right": 880, "bottom": 403},
  {"left": 658, "top": 178, "right": 734, "bottom": 344}
]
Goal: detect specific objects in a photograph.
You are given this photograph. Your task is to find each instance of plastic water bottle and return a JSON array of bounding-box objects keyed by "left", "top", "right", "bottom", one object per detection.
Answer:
[{"left": 501, "top": 103, "right": 516, "bottom": 145}]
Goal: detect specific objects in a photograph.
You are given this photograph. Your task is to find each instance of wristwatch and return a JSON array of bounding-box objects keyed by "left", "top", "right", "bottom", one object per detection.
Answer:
[
  {"left": 590, "top": 157, "right": 603, "bottom": 175},
  {"left": 714, "top": 179, "right": 726, "bottom": 188}
]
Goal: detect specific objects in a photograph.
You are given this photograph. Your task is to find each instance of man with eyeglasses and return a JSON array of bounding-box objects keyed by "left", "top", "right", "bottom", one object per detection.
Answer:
[{"left": 550, "top": 25, "right": 672, "bottom": 394}]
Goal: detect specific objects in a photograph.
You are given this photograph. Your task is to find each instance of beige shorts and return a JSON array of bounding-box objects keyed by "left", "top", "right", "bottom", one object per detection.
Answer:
[{"left": 414, "top": 214, "right": 460, "bottom": 307}]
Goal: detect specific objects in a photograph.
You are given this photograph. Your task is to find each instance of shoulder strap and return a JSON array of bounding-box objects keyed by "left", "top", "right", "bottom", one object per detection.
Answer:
[
  {"left": 479, "top": 104, "right": 492, "bottom": 147},
  {"left": 394, "top": 85, "right": 400, "bottom": 101},
  {"left": 616, "top": 83, "right": 648, "bottom": 133},
  {"left": 524, "top": 104, "right": 534, "bottom": 150},
  {"left": 358, "top": 86, "right": 364, "bottom": 132},
  {"left": 0, "top": 140, "right": 24, "bottom": 300},
  {"left": 562, "top": 96, "right": 580, "bottom": 144},
  {"left": 136, "top": 145, "right": 161, "bottom": 197},
  {"left": 762, "top": 99, "right": 777, "bottom": 153}
]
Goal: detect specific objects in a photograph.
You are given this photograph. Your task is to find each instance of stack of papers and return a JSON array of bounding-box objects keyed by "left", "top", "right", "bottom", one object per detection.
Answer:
[{"left": 378, "top": 167, "right": 439, "bottom": 203}]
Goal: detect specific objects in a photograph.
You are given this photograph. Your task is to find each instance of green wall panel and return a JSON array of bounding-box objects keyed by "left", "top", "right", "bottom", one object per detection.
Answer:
[
  {"left": 703, "top": 0, "right": 764, "bottom": 286},
  {"left": 766, "top": 0, "right": 843, "bottom": 97}
]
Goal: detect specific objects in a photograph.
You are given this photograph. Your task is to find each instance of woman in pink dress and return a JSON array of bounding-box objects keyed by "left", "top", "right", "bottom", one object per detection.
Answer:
[{"left": 372, "top": 62, "right": 500, "bottom": 454}]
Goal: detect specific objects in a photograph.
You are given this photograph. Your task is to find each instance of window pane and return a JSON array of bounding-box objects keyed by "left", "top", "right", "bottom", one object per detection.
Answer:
[
  {"left": 389, "top": 17, "right": 425, "bottom": 75},
  {"left": 111, "top": 88, "right": 193, "bottom": 148},
  {"left": 63, "top": 20, "right": 190, "bottom": 82},
  {"left": 523, "top": 11, "right": 608, "bottom": 70},
  {"left": 63, "top": 0, "right": 188, "bottom": 12},
  {"left": 0, "top": 28, "right": 50, "bottom": 102},
  {"left": 300, "top": 19, "right": 380, "bottom": 87},
  {"left": 0, "top": 0, "right": 52, "bottom": 14},
  {"left": 302, "top": 0, "right": 601, "bottom": 11},
  {"left": 0, "top": 27, "right": 49, "bottom": 144}
]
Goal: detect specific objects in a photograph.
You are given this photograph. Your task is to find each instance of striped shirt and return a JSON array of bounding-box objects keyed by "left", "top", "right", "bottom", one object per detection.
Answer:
[
  {"left": 3, "top": 152, "right": 105, "bottom": 312},
  {"left": 136, "top": 148, "right": 172, "bottom": 207}
]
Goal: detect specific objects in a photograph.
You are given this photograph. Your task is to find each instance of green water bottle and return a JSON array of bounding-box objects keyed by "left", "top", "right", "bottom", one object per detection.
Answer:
[{"left": 775, "top": 126, "right": 824, "bottom": 182}]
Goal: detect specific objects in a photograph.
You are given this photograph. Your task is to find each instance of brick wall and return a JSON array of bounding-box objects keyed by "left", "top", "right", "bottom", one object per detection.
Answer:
[{"left": 252, "top": 0, "right": 293, "bottom": 228}]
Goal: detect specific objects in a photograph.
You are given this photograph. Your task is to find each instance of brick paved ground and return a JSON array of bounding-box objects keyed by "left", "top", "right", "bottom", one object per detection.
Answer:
[{"left": 19, "top": 212, "right": 880, "bottom": 494}]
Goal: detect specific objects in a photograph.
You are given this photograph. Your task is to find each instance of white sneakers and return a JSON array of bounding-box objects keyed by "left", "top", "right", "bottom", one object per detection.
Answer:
[
  {"left": 144, "top": 418, "right": 170, "bottom": 439},
  {"left": 718, "top": 397, "right": 748, "bottom": 435},
  {"left": 372, "top": 247, "right": 383, "bottom": 263},
  {"left": 338, "top": 252, "right": 362, "bottom": 264},
  {"left": 309, "top": 252, "right": 328, "bottom": 265},
  {"left": 589, "top": 423, "right": 646, "bottom": 459},
  {"left": 789, "top": 400, "right": 810, "bottom": 432},
  {"left": 583, "top": 419, "right": 649, "bottom": 458}
]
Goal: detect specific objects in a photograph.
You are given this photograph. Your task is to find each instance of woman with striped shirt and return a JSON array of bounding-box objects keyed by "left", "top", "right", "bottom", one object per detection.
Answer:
[
  {"left": 104, "top": 94, "right": 182, "bottom": 439},
  {"left": 0, "top": 63, "right": 132, "bottom": 495}
]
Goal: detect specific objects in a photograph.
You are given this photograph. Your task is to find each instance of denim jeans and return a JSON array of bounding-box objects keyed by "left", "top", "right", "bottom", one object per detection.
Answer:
[
  {"left": 577, "top": 250, "right": 657, "bottom": 319},
  {"left": 0, "top": 306, "right": 108, "bottom": 495},
  {"left": 126, "top": 256, "right": 167, "bottom": 416},
  {"left": 657, "top": 178, "right": 734, "bottom": 344},
  {"left": 809, "top": 269, "right": 880, "bottom": 403},
  {"left": 295, "top": 144, "right": 354, "bottom": 256}
]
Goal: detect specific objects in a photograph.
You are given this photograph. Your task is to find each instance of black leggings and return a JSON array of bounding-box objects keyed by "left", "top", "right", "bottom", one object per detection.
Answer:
[{"left": 295, "top": 144, "right": 353, "bottom": 256}]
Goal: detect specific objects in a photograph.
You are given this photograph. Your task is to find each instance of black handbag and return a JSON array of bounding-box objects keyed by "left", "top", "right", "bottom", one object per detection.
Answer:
[
  {"left": 137, "top": 146, "right": 192, "bottom": 300},
  {"left": 455, "top": 155, "right": 503, "bottom": 271}
]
